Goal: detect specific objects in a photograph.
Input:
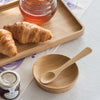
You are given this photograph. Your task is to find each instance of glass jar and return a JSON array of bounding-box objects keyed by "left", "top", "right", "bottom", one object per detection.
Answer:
[
  {"left": 19, "top": 0, "right": 57, "bottom": 24},
  {"left": 0, "top": 71, "right": 20, "bottom": 100}
]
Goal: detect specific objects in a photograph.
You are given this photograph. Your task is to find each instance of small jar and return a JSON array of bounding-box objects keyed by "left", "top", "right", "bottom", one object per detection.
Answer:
[
  {"left": 0, "top": 71, "right": 20, "bottom": 100},
  {"left": 19, "top": 0, "right": 57, "bottom": 24}
]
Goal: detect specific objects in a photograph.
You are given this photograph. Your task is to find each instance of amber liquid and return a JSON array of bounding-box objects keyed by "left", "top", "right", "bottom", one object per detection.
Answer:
[{"left": 19, "top": 0, "right": 57, "bottom": 24}]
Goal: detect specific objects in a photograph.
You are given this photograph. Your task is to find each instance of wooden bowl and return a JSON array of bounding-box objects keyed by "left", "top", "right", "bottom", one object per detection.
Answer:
[{"left": 33, "top": 54, "right": 79, "bottom": 93}]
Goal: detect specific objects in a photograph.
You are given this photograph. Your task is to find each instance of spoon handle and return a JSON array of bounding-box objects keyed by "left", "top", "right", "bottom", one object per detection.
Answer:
[{"left": 54, "top": 47, "right": 92, "bottom": 74}]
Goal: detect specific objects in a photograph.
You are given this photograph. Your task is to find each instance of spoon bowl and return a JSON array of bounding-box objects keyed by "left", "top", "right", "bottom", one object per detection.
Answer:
[
  {"left": 41, "top": 72, "right": 56, "bottom": 84},
  {"left": 33, "top": 54, "right": 79, "bottom": 93}
]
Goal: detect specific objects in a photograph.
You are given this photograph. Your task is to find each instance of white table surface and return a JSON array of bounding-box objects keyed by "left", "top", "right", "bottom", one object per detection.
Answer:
[{"left": 19, "top": 0, "right": 100, "bottom": 100}]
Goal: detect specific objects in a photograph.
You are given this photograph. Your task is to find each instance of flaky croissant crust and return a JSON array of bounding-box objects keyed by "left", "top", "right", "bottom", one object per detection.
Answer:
[
  {"left": 0, "top": 29, "right": 17, "bottom": 57},
  {"left": 4, "top": 22, "right": 52, "bottom": 44}
]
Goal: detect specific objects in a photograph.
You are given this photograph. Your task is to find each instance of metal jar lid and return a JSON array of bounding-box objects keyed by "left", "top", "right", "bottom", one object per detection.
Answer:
[{"left": 0, "top": 70, "right": 20, "bottom": 88}]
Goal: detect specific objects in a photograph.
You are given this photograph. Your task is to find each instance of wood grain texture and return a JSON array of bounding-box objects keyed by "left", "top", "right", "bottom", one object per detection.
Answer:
[
  {"left": 0, "top": 0, "right": 84, "bottom": 67},
  {"left": 33, "top": 54, "right": 79, "bottom": 93}
]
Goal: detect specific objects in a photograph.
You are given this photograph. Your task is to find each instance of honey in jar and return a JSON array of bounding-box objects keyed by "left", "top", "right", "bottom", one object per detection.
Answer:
[{"left": 19, "top": 0, "right": 57, "bottom": 24}]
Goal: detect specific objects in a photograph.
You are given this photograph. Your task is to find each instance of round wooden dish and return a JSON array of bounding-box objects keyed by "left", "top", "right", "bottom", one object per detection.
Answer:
[{"left": 33, "top": 54, "right": 79, "bottom": 93}]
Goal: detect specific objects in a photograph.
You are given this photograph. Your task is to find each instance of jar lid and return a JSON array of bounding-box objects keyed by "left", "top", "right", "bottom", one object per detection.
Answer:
[{"left": 0, "top": 71, "right": 20, "bottom": 88}]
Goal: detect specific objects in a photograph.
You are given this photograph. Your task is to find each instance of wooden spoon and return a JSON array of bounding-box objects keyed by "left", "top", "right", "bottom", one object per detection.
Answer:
[{"left": 40, "top": 47, "right": 92, "bottom": 84}]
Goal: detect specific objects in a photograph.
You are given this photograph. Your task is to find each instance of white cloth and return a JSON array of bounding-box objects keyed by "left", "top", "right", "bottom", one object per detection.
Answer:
[{"left": 0, "top": 0, "right": 14, "bottom": 5}]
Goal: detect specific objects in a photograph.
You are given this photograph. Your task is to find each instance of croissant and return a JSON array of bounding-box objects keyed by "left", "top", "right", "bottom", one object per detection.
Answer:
[
  {"left": 3, "top": 22, "right": 52, "bottom": 44},
  {"left": 0, "top": 29, "right": 17, "bottom": 57}
]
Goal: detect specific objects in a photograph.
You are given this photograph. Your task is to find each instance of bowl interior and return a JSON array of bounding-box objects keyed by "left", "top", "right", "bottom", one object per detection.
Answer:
[{"left": 33, "top": 54, "right": 79, "bottom": 88}]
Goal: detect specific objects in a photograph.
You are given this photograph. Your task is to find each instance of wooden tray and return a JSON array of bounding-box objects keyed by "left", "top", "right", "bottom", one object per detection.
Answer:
[{"left": 0, "top": 0, "right": 84, "bottom": 67}]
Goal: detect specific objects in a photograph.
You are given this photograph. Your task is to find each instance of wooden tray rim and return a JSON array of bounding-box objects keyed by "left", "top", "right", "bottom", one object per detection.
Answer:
[{"left": 0, "top": 0, "right": 84, "bottom": 67}]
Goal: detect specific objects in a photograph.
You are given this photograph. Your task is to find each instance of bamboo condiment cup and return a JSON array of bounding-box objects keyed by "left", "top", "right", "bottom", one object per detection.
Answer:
[{"left": 33, "top": 54, "right": 79, "bottom": 93}]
